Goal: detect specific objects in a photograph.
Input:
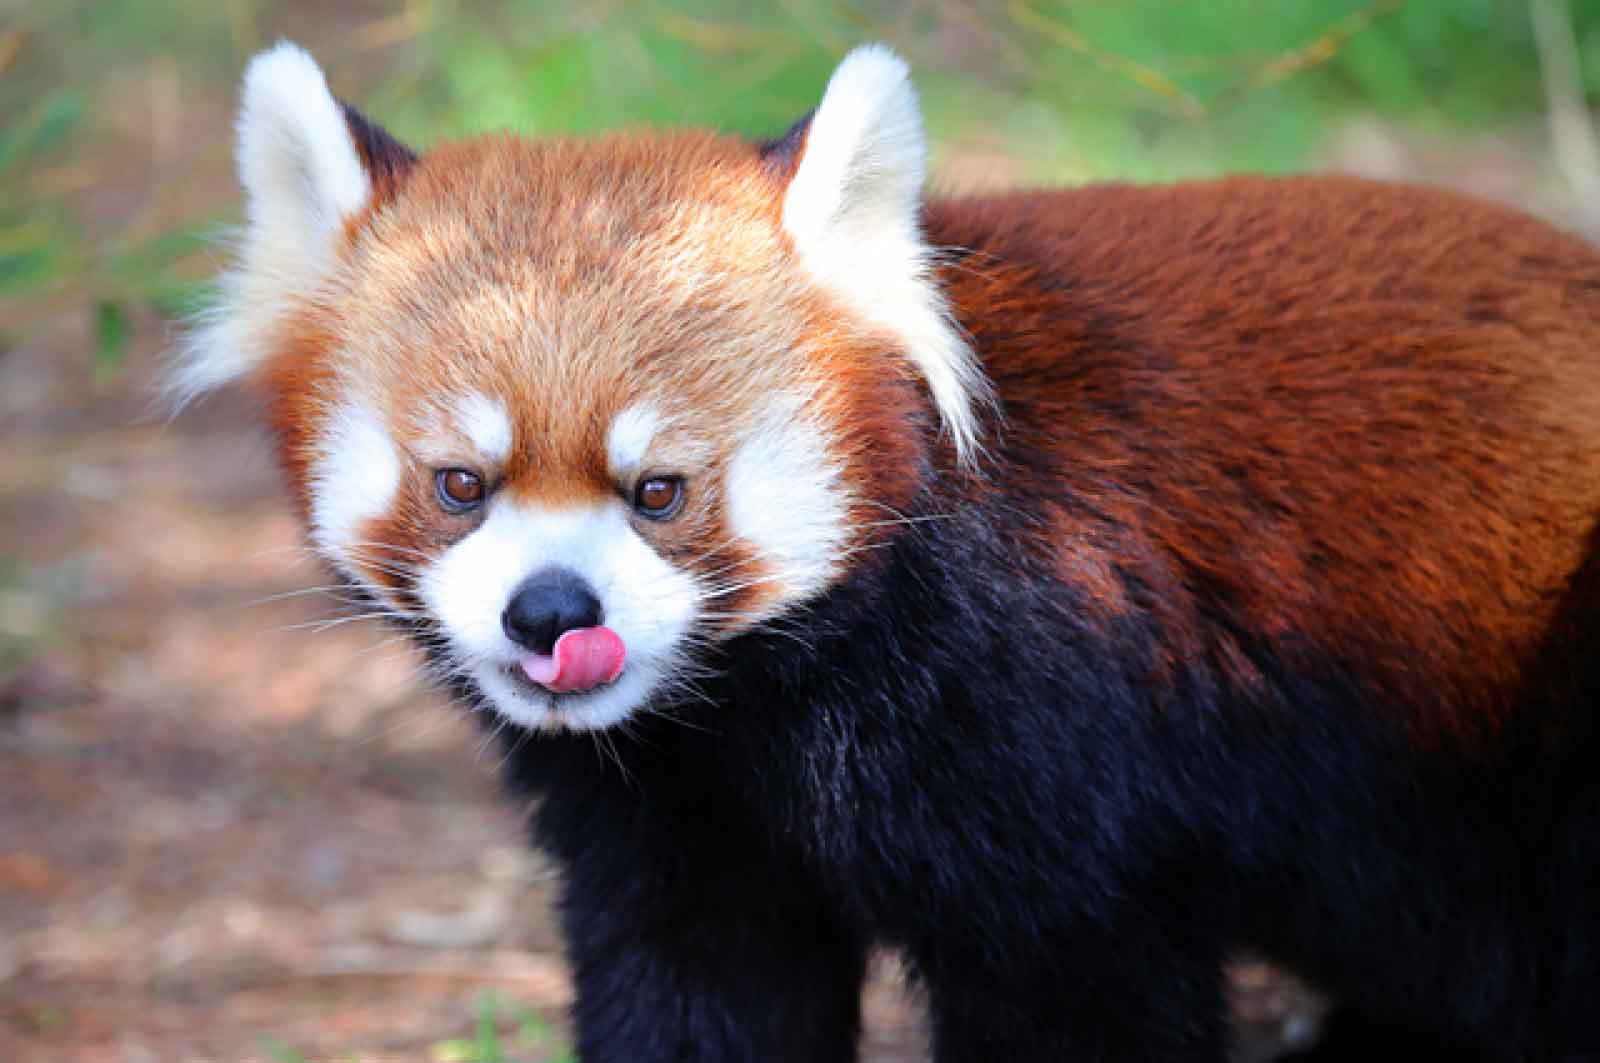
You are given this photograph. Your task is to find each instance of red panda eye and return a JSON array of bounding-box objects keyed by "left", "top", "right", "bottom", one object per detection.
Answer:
[
  {"left": 436, "top": 468, "right": 486, "bottom": 512},
  {"left": 633, "top": 476, "right": 684, "bottom": 520}
]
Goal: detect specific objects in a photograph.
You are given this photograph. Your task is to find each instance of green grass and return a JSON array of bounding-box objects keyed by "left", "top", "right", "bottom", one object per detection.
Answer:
[
  {"left": 429, "top": 990, "right": 574, "bottom": 1063},
  {"left": 258, "top": 990, "right": 573, "bottom": 1063}
]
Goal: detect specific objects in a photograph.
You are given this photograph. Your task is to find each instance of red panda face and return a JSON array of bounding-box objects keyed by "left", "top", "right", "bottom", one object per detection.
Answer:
[{"left": 173, "top": 44, "right": 988, "bottom": 731}]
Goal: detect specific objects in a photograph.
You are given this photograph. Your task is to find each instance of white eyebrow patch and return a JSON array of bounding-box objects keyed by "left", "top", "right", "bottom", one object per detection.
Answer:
[
  {"left": 454, "top": 392, "right": 513, "bottom": 463},
  {"left": 606, "top": 403, "right": 661, "bottom": 477}
]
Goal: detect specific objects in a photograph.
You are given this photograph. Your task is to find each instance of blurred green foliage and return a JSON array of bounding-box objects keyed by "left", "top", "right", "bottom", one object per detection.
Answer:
[
  {"left": 1, "top": 0, "right": 1596, "bottom": 372},
  {"left": 1, "top": 92, "right": 81, "bottom": 295}
]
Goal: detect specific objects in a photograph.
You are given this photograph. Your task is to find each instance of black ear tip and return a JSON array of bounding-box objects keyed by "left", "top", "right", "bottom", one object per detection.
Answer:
[
  {"left": 758, "top": 109, "right": 815, "bottom": 177},
  {"left": 338, "top": 100, "right": 417, "bottom": 192}
]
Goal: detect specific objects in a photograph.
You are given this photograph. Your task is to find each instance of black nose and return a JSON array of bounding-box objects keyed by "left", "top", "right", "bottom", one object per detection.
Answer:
[{"left": 502, "top": 568, "right": 604, "bottom": 655}]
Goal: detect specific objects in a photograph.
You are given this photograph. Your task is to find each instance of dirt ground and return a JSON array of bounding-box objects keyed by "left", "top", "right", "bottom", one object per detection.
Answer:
[{"left": 1, "top": 47, "right": 1585, "bottom": 1062}]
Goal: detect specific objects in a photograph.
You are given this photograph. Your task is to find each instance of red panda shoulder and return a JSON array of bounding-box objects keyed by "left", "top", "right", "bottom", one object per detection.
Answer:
[{"left": 925, "top": 177, "right": 1600, "bottom": 740}]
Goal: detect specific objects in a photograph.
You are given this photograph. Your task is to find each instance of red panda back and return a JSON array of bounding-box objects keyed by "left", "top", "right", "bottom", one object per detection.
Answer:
[{"left": 929, "top": 176, "right": 1600, "bottom": 740}]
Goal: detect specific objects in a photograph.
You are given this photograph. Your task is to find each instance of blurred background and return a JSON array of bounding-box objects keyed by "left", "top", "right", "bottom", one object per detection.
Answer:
[{"left": 2, "top": 2, "right": 1597, "bottom": 1061}]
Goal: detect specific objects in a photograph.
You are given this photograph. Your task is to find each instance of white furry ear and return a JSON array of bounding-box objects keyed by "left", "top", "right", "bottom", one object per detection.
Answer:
[
  {"left": 169, "top": 42, "right": 384, "bottom": 406},
  {"left": 781, "top": 45, "right": 990, "bottom": 467},
  {"left": 236, "top": 42, "right": 372, "bottom": 280}
]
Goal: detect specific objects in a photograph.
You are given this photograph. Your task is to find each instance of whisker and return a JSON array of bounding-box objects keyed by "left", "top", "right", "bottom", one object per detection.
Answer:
[{"left": 241, "top": 585, "right": 368, "bottom": 608}]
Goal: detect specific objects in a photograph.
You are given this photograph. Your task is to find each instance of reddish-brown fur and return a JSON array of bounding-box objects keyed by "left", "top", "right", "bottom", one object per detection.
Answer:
[
  {"left": 258, "top": 316, "right": 338, "bottom": 525},
  {"left": 928, "top": 178, "right": 1600, "bottom": 741}
]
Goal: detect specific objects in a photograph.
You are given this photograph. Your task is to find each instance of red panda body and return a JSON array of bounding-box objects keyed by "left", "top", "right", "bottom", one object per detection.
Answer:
[
  {"left": 931, "top": 178, "right": 1600, "bottom": 744},
  {"left": 180, "top": 44, "right": 1600, "bottom": 1061}
]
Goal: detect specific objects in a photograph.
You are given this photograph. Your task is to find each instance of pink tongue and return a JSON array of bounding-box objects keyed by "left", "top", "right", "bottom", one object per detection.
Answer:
[{"left": 519, "top": 627, "right": 625, "bottom": 694}]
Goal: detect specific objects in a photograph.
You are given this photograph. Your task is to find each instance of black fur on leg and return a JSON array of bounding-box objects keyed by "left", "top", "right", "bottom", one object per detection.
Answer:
[{"left": 500, "top": 722, "right": 867, "bottom": 1063}]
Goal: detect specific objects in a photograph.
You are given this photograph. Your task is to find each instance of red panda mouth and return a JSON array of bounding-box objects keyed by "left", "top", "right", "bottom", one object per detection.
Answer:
[{"left": 510, "top": 627, "right": 627, "bottom": 695}]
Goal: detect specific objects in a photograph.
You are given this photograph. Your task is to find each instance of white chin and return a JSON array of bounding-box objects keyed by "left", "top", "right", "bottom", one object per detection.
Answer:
[{"left": 473, "top": 662, "right": 658, "bottom": 732}]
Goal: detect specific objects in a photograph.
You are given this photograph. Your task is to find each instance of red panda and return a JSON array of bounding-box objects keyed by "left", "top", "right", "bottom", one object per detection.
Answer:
[{"left": 174, "top": 41, "right": 1600, "bottom": 1062}]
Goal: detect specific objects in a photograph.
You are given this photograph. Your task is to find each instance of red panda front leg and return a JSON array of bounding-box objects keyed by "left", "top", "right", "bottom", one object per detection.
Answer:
[
  {"left": 918, "top": 923, "right": 1227, "bottom": 1063},
  {"left": 525, "top": 737, "right": 868, "bottom": 1063},
  {"left": 561, "top": 906, "right": 866, "bottom": 1063}
]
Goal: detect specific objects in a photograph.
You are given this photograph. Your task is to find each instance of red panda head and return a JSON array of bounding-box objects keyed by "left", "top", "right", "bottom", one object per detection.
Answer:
[{"left": 172, "top": 42, "right": 990, "bottom": 731}]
